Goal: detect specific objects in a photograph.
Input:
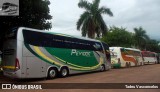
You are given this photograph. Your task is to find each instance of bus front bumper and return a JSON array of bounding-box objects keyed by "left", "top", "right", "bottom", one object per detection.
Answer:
[{"left": 112, "top": 63, "right": 121, "bottom": 68}]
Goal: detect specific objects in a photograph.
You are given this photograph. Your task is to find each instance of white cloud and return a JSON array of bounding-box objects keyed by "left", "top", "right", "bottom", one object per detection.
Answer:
[{"left": 49, "top": 0, "right": 160, "bottom": 40}]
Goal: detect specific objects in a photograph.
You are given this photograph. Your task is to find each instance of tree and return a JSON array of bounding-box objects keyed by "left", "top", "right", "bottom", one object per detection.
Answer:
[
  {"left": 77, "top": 0, "right": 113, "bottom": 39},
  {"left": 145, "top": 39, "right": 160, "bottom": 52},
  {"left": 0, "top": 0, "right": 52, "bottom": 39},
  {"left": 0, "top": 0, "right": 52, "bottom": 49},
  {"left": 100, "top": 26, "right": 133, "bottom": 47},
  {"left": 133, "top": 27, "right": 149, "bottom": 49}
]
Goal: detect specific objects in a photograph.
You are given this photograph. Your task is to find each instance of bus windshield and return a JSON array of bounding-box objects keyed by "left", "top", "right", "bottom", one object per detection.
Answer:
[{"left": 110, "top": 52, "right": 118, "bottom": 58}]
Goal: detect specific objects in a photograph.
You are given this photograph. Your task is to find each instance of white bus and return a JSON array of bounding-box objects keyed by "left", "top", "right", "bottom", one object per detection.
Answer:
[
  {"left": 2, "top": 27, "right": 111, "bottom": 79},
  {"left": 109, "top": 47, "right": 144, "bottom": 68},
  {"left": 141, "top": 51, "right": 157, "bottom": 64}
]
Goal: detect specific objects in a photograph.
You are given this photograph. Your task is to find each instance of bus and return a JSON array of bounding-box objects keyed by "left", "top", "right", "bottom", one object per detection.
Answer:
[
  {"left": 141, "top": 51, "right": 157, "bottom": 64},
  {"left": 109, "top": 47, "right": 143, "bottom": 68},
  {"left": 2, "top": 27, "right": 111, "bottom": 79}
]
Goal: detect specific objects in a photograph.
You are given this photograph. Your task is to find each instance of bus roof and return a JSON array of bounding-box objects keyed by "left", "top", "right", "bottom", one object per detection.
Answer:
[
  {"left": 109, "top": 47, "right": 141, "bottom": 51},
  {"left": 18, "top": 27, "right": 100, "bottom": 42},
  {"left": 141, "top": 51, "right": 157, "bottom": 54}
]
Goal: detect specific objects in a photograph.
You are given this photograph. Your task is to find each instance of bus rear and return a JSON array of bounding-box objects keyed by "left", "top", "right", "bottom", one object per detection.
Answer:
[
  {"left": 141, "top": 51, "right": 157, "bottom": 64},
  {"left": 2, "top": 29, "right": 22, "bottom": 78}
]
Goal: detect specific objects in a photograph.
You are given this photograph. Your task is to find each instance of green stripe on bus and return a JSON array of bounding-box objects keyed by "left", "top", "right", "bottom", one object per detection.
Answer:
[
  {"left": 45, "top": 47, "right": 99, "bottom": 67},
  {"left": 25, "top": 44, "right": 101, "bottom": 71},
  {"left": 24, "top": 43, "right": 59, "bottom": 66}
]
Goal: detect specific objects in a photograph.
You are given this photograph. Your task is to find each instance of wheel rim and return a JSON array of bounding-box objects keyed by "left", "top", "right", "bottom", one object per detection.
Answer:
[
  {"left": 101, "top": 65, "right": 104, "bottom": 71},
  {"left": 50, "top": 70, "right": 56, "bottom": 78},
  {"left": 62, "top": 69, "right": 67, "bottom": 76}
]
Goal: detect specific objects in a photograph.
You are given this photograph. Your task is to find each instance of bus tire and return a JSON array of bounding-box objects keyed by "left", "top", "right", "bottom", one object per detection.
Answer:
[
  {"left": 125, "top": 62, "right": 128, "bottom": 68},
  {"left": 155, "top": 61, "right": 157, "bottom": 64},
  {"left": 47, "top": 67, "right": 58, "bottom": 79},
  {"left": 59, "top": 67, "right": 69, "bottom": 78},
  {"left": 139, "top": 62, "right": 141, "bottom": 66},
  {"left": 135, "top": 62, "right": 138, "bottom": 66},
  {"left": 128, "top": 62, "right": 131, "bottom": 67},
  {"left": 100, "top": 64, "right": 105, "bottom": 72}
]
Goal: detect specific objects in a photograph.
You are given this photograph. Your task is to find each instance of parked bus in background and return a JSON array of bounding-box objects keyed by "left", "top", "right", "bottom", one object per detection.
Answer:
[
  {"left": 2, "top": 27, "right": 111, "bottom": 79},
  {"left": 141, "top": 51, "right": 157, "bottom": 64},
  {"left": 109, "top": 47, "right": 143, "bottom": 68}
]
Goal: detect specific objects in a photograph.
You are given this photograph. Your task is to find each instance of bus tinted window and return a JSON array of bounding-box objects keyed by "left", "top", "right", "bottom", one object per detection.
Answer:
[
  {"left": 142, "top": 51, "right": 155, "bottom": 57},
  {"left": 121, "top": 48, "right": 141, "bottom": 56},
  {"left": 134, "top": 51, "right": 141, "bottom": 56},
  {"left": 102, "top": 42, "right": 109, "bottom": 50},
  {"left": 23, "top": 29, "right": 103, "bottom": 51},
  {"left": 150, "top": 53, "right": 155, "bottom": 57}
]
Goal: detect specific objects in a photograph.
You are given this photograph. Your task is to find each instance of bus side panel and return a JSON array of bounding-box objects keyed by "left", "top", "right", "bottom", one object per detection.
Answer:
[
  {"left": 120, "top": 49, "right": 139, "bottom": 67},
  {"left": 45, "top": 47, "right": 104, "bottom": 74},
  {"left": 111, "top": 47, "right": 143, "bottom": 68},
  {"left": 68, "top": 51, "right": 107, "bottom": 74},
  {"left": 21, "top": 57, "right": 27, "bottom": 78},
  {"left": 119, "top": 49, "right": 130, "bottom": 67},
  {"left": 144, "top": 57, "right": 156, "bottom": 64},
  {"left": 22, "top": 44, "right": 47, "bottom": 78},
  {"left": 26, "top": 57, "right": 41, "bottom": 78}
]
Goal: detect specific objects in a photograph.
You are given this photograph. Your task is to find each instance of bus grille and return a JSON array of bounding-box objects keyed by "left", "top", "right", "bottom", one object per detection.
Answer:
[{"left": 3, "top": 49, "right": 14, "bottom": 55}]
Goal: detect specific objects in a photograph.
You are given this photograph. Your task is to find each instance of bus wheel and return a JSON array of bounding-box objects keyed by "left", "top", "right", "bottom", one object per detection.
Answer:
[
  {"left": 47, "top": 68, "right": 58, "bottom": 79},
  {"left": 60, "top": 67, "right": 69, "bottom": 78},
  {"left": 135, "top": 62, "right": 138, "bottom": 66},
  {"left": 125, "top": 62, "right": 128, "bottom": 68},
  {"left": 128, "top": 62, "right": 131, "bottom": 67},
  {"left": 100, "top": 65, "right": 105, "bottom": 71}
]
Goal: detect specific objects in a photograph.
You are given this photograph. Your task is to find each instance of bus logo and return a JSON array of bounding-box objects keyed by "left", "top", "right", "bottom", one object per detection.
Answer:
[
  {"left": 0, "top": 0, "right": 19, "bottom": 16},
  {"left": 71, "top": 49, "right": 91, "bottom": 57}
]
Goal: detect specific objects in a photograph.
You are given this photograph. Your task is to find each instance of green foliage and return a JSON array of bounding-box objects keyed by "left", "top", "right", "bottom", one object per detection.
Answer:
[
  {"left": 101, "top": 26, "right": 133, "bottom": 47},
  {"left": 132, "top": 27, "right": 149, "bottom": 49},
  {"left": 77, "top": 0, "right": 113, "bottom": 38},
  {"left": 145, "top": 39, "right": 160, "bottom": 52},
  {"left": 100, "top": 26, "right": 160, "bottom": 53},
  {"left": 132, "top": 26, "right": 160, "bottom": 52},
  {"left": 0, "top": 0, "right": 52, "bottom": 39}
]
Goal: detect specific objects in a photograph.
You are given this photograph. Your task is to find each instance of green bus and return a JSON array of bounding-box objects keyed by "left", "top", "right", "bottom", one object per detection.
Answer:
[{"left": 2, "top": 27, "right": 111, "bottom": 79}]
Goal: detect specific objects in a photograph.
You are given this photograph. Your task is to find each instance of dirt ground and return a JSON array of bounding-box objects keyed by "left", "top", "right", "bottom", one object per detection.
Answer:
[{"left": 0, "top": 64, "right": 160, "bottom": 92}]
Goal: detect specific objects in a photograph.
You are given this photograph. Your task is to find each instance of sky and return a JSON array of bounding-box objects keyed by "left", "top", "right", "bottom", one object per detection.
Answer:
[{"left": 49, "top": 0, "right": 160, "bottom": 40}]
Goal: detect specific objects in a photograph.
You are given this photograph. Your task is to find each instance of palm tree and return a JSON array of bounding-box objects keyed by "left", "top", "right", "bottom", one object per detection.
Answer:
[
  {"left": 77, "top": 0, "right": 113, "bottom": 39},
  {"left": 133, "top": 27, "right": 149, "bottom": 50}
]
